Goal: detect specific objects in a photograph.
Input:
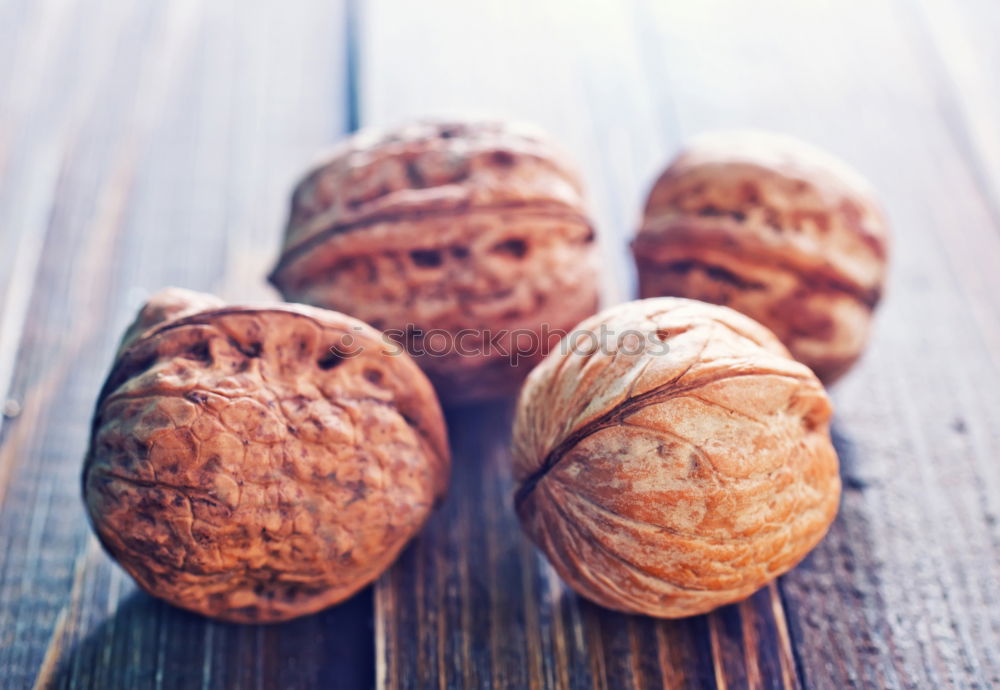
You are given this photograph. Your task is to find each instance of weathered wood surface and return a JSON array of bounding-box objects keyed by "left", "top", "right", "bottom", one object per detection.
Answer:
[
  {"left": 2, "top": 0, "right": 1000, "bottom": 688},
  {"left": 0, "top": 1, "right": 373, "bottom": 689},
  {"left": 363, "top": 1, "right": 1000, "bottom": 688}
]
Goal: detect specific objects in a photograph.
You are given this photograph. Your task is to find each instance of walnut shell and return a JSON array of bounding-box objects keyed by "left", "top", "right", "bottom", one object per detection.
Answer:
[
  {"left": 632, "top": 131, "right": 889, "bottom": 383},
  {"left": 83, "top": 288, "right": 449, "bottom": 623},
  {"left": 269, "top": 119, "right": 599, "bottom": 403},
  {"left": 512, "top": 297, "right": 840, "bottom": 618}
]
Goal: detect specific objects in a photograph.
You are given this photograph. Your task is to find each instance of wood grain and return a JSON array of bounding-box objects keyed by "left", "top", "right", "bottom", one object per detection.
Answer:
[
  {"left": 629, "top": 2, "right": 1000, "bottom": 686},
  {"left": 361, "top": 2, "right": 799, "bottom": 688},
  {"left": 363, "top": 0, "right": 1000, "bottom": 688},
  {"left": 377, "top": 402, "right": 796, "bottom": 690},
  {"left": 3, "top": 0, "right": 1000, "bottom": 688},
  {"left": 0, "top": 1, "right": 371, "bottom": 688}
]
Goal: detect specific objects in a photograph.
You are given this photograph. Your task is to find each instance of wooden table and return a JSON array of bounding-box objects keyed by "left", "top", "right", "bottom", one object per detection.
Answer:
[{"left": 2, "top": 1, "right": 999, "bottom": 688}]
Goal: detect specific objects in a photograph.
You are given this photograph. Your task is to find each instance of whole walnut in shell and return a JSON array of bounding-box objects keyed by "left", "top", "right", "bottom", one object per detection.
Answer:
[
  {"left": 512, "top": 297, "right": 840, "bottom": 618},
  {"left": 632, "top": 131, "right": 889, "bottom": 383},
  {"left": 83, "top": 288, "right": 449, "bottom": 623},
  {"left": 269, "top": 119, "right": 599, "bottom": 404}
]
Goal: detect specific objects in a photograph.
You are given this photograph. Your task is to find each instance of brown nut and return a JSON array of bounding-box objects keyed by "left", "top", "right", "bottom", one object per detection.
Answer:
[
  {"left": 632, "top": 130, "right": 889, "bottom": 383},
  {"left": 83, "top": 287, "right": 449, "bottom": 623},
  {"left": 269, "top": 119, "right": 600, "bottom": 404},
  {"left": 512, "top": 297, "right": 839, "bottom": 618}
]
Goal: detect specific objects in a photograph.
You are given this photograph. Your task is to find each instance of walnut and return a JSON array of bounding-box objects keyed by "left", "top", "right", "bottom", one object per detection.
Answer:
[
  {"left": 632, "top": 131, "right": 889, "bottom": 383},
  {"left": 512, "top": 297, "right": 839, "bottom": 618},
  {"left": 82, "top": 287, "right": 449, "bottom": 623},
  {"left": 269, "top": 119, "right": 599, "bottom": 403}
]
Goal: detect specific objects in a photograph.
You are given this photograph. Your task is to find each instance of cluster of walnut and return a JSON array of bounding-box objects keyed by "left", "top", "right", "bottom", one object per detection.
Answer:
[
  {"left": 269, "top": 120, "right": 599, "bottom": 404},
  {"left": 510, "top": 130, "right": 885, "bottom": 616},
  {"left": 84, "top": 120, "right": 885, "bottom": 624},
  {"left": 83, "top": 288, "right": 448, "bottom": 622}
]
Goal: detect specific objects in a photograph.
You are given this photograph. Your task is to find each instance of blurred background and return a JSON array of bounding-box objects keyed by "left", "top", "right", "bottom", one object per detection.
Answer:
[{"left": 1, "top": 1, "right": 999, "bottom": 688}]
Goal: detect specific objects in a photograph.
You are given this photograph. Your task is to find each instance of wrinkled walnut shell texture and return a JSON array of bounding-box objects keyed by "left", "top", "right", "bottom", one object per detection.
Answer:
[
  {"left": 84, "top": 288, "right": 449, "bottom": 623},
  {"left": 270, "top": 120, "right": 599, "bottom": 403},
  {"left": 512, "top": 298, "right": 840, "bottom": 618},
  {"left": 632, "top": 131, "right": 889, "bottom": 383}
]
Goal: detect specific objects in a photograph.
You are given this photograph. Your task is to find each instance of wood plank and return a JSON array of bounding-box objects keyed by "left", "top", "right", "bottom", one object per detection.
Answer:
[
  {"left": 910, "top": 0, "right": 1000, "bottom": 217},
  {"left": 361, "top": 2, "right": 803, "bottom": 688},
  {"left": 363, "top": 0, "right": 1000, "bottom": 687},
  {"left": 625, "top": 0, "right": 1000, "bottom": 687},
  {"left": 628, "top": 3, "right": 1000, "bottom": 687},
  {"left": 0, "top": 1, "right": 370, "bottom": 688}
]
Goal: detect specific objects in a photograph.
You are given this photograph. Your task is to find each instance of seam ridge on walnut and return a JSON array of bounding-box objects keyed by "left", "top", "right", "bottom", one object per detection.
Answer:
[{"left": 515, "top": 366, "right": 812, "bottom": 509}]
